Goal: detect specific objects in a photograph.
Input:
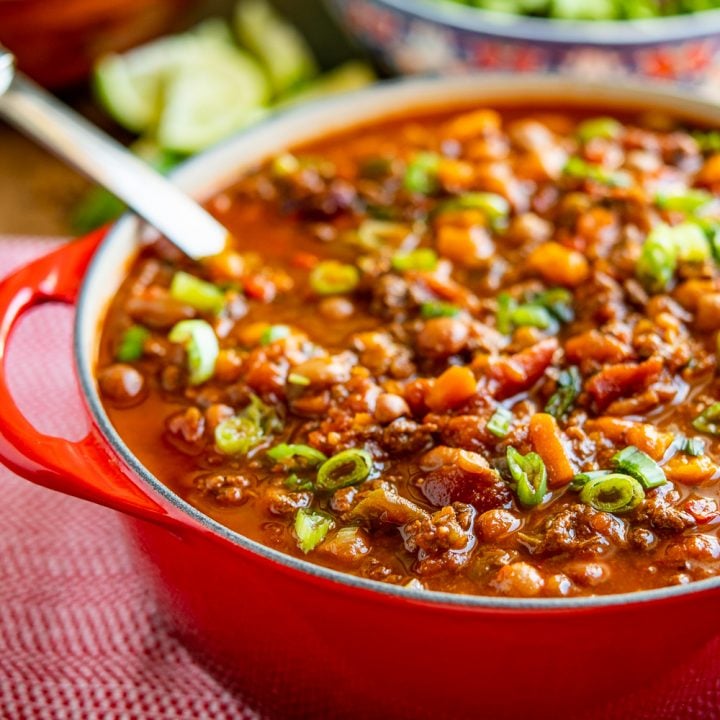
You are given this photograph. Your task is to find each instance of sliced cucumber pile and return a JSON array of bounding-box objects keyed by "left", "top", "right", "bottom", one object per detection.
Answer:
[{"left": 93, "top": 0, "right": 375, "bottom": 155}]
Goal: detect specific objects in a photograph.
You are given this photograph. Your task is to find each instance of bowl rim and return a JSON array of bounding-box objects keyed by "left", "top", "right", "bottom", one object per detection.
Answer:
[
  {"left": 76, "top": 73, "right": 720, "bottom": 612},
  {"left": 369, "top": 0, "right": 720, "bottom": 46}
]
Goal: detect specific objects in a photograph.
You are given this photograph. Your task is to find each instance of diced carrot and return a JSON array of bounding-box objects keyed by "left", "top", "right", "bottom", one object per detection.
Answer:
[
  {"left": 426, "top": 366, "right": 478, "bottom": 412},
  {"left": 577, "top": 206, "right": 616, "bottom": 240},
  {"left": 585, "top": 357, "right": 663, "bottom": 411},
  {"left": 437, "top": 158, "right": 476, "bottom": 189},
  {"left": 674, "top": 279, "right": 717, "bottom": 312},
  {"left": 237, "top": 322, "right": 270, "bottom": 347},
  {"left": 204, "top": 249, "right": 245, "bottom": 281},
  {"left": 696, "top": 153, "right": 720, "bottom": 185},
  {"left": 527, "top": 241, "right": 590, "bottom": 287},
  {"left": 529, "top": 413, "right": 575, "bottom": 488},
  {"left": 486, "top": 338, "right": 558, "bottom": 400},
  {"left": 436, "top": 225, "right": 494, "bottom": 267},
  {"left": 565, "top": 330, "right": 631, "bottom": 364},
  {"left": 584, "top": 416, "right": 673, "bottom": 461},
  {"left": 664, "top": 454, "right": 718, "bottom": 486},
  {"left": 443, "top": 109, "right": 501, "bottom": 140}
]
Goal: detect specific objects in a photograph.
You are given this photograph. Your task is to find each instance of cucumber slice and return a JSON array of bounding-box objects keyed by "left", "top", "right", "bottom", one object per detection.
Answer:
[
  {"left": 234, "top": 0, "right": 317, "bottom": 96},
  {"left": 280, "top": 62, "right": 376, "bottom": 108},
  {"left": 95, "top": 29, "right": 269, "bottom": 151},
  {"left": 157, "top": 47, "right": 268, "bottom": 153}
]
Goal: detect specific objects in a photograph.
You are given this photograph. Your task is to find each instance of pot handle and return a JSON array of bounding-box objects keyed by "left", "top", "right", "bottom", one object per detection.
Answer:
[{"left": 0, "top": 231, "right": 177, "bottom": 525}]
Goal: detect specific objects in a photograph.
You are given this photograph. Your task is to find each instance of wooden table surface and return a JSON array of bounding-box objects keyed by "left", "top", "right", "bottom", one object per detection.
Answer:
[{"left": 0, "top": 0, "right": 355, "bottom": 237}]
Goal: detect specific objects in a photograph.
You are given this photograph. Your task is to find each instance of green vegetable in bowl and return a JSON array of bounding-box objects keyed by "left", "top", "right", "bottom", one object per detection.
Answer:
[{"left": 438, "top": 0, "right": 720, "bottom": 19}]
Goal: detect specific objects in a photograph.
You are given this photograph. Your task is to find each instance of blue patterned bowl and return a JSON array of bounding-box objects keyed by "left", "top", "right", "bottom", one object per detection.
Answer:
[{"left": 327, "top": 0, "right": 720, "bottom": 98}]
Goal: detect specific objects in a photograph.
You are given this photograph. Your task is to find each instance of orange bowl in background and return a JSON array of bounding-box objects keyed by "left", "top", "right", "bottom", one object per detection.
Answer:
[{"left": 0, "top": 0, "right": 193, "bottom": 88}]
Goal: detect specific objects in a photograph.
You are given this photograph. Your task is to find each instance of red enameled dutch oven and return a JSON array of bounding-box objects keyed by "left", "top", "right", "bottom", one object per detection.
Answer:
[{"left": 1, "top": 76, "right": 720, "bottom": 720}]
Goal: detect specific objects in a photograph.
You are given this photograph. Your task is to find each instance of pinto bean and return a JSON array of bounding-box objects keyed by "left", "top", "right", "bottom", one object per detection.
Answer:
[
  {"left": 492, "top": 562, "right": 545, "bottom": 597},
  {"left": 416, "top": 317, "right": 469, "bottom": 358},
  {"left": 374, "top": 393, "right": 410, "bottom": 424},
  {"left": 126, "top": 289, "right": 195, "bottom": 329},
  {"left": 291, "top": 355, "right": 353, "bottom": 386},
  {"left": 97, "top": 364, "right": 146, "bottom": 406}
]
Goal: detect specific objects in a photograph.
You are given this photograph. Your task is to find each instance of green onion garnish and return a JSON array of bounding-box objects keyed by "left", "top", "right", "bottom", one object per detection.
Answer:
[
  {"left": 506, "top": 447, "right": 547, "bottom": 508},
  {"left": 571, "top": 469, "right": 614, "bottom": 489},
  {"left": 309, "top": 260, "right": 359, "bottom": 295},
  {"left": 693, "top": 130, "right": 720, "bottom": 153},
  {"left": 267, "top": 443, "right": 328, "bottom": 468},
  {"left": 316, "top": 448, "right": 373, "bottom": 491},
  {"left": 356, "top": 219, "right": 410, "bottom": 249},
  {"left": 693, "top": 402, "right": 720, "bottom": 436},
  {"left": 435, "top": 192, "right": 510, "bottom": 222},
  {"left": 214, "top": 395, "right": 280, "bottom": 456},
  {"left": 404, "top": 152, "right": 441, "bottom": 195},
  {"left": 260, "top": 324, "right": 291, "bottom": 346},
  {"left": 420, "top": 301, "right": 460, "bottom": 319},
  {"left": 564, "top": 156, "right": 630, "bottom": 187},
  {"left": 487, "top": 406, "right": 513, "bottom": 438},
  {"left": 284, "top": 474, "right": 315, "bottom": 491},
  {"left": 676, "top": 436, "right": 706, "bottom": 456},
  {"left": 116, "top": 325, "right": 150, "bottom": 363},
  {"left": 294, "top": 508, "right": 334, "bottom": 553},
  {"left": 577, "top": 117, "right": 621, "bottom": 143},
  {"left": 579, "top": 473, "right": 645, "bottom": 514},
  {"left": 636, "top": 224, "right": 678, "bottom": 293},
  {"left": 612, "top": 446, "right": 666, "bottom": 489},
  {"left": 531, "top": 287, "right": 575, "bottom": 323},
  {"left": 655, "top": 189, "right": 714, "bottom": 215},
  {"left": 168, "top": 319, "right": 219, "bottom": 385},
  {"left": 272, "top": 152, "right": 300, "bottom": 177},
  {"left": 496, "top": 292, "right": 516, "bottom": 335},
  {"left": 510, "top": 304, "right": 555, "bottom": 330},
  {"left": 288, "top": 372, "right": 310, "bottom": 386},
  {"left": 545, "top": 366, "right": 582, "bottom": 420},
  {"left": 391, "top": 248, "right": 438, "bottom": 272},
  {"left": 170, "top": 271, "right": 225, "bottom": 314},
  {"left": 673, "top": 222, "right": 712, "bottom": 262}
]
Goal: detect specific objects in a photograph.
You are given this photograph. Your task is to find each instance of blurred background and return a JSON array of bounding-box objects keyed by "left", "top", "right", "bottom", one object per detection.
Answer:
[{"left": 3, "top": 0, "right": 720, "bottom": 235}]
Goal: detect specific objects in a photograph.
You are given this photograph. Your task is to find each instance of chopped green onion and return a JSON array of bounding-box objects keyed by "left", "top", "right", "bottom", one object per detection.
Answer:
[
  {"left": 272, "top": 152, "right": 301, "bottom": 177},
  {"left": 487, "top": 406, "right": 513, "bottom": 438},
  {"left": 309, "top": 260, "right": 359, "bottom": 295},
  {"left": 612, "top": 445, "right": 666, "bottom": 489},
  {"left": 636, "top": 224, "right": 678, "bottom": 293},
  {"left": 316, "top": 448, "right": 373, "bottom": 491},
  {"left": 294, "top": 508, "right": 334, "bottom": 553},
  {"left": 673, "top": 222, "right": 712, "bottom": 262},
  {"left": 420, "top": 301, "right": 460, "bottom": 319},
  {"left": 545, "top": 366, "right": 582, "bottom": 420},
  {"left": 284, "top": 474, "right": 314, "bottom": 491},
  {"left": 116, "top": 325, "right": 150, "bottom": 362},
  {"left": 267, "top": 443, "right": 327, "bottom": 468},
  {"left": 564, "top": 156, "right": 630, "bottom": 187},
  {"left": 168, "top": 319, "right": 219, "bottom": 385},
  {"left": 170, "top": 271, "right": 225, "bottom": 314},
  {"left": 214, "top": 395, "right": 280, "bottom": 455},
  {"left": 577, "top": 117, "right": 621, "bottom": 143},
  {"left": 510, "top": 303, "right": 554, "bottom": 330},
  {"left": 693, "top": 402, "right": 720, "bottom": 436},
  {"left": 288, "top": 372, "right": 310, "bottom": 386},
  {"left": 571, "top": 469, "right": 613, "bottom": 489},
  {"left": 356, "top": 219, "right": 410, "bottom": 249},
  {"left": 435, "top": 192, "right": 510, "bottom": 222},
  {"left": 404, "top": 152, "right": 440, "bottom": 195},
  {"left": 693, "top": 130, "right": 720, "bottom": 154},
  {"left": 531, "top": 287, "right": 574, "bottom": 323},
  {"left": 260, "top": 324, "right": 291, "bottom": 345},
  {"left": 655, "top": 189, "right": 714, "bottom": 215},
  {"left": 675, "top": 436, "right": 706, "bottom": 456},
  {"left": 391, "top": 248, "right": 438, "bottom": 272},
  {"left": 496, "top": 292, "right": 516, "bottom": 335},
  {"left": 506, "top": 447, "right": 547, "bottom": 508},
  {"left": 579, "top": 473, "right": 645, "bottom": 514}
]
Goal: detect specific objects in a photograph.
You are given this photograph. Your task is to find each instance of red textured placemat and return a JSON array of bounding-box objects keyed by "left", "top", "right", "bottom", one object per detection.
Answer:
[{"left": 0, "top": 238, "right": 718, "bottom": 720}]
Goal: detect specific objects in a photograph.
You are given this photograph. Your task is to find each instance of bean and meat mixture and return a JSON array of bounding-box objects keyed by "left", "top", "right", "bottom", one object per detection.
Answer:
[{"left": 98, "top": 104, "right": 720, "bottom": 598}]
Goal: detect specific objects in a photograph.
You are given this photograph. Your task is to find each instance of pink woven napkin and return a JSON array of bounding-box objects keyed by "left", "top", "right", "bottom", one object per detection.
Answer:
[{"left": 0, "top": 237, "right": 719, "bottom": 720}]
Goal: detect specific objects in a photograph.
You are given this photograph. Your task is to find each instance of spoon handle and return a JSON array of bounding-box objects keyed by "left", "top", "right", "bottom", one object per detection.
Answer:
[{"left": 0, "top": 51, "right": 227, "bottom": 259}]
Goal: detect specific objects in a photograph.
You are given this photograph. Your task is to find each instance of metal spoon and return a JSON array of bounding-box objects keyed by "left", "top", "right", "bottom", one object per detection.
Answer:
[{"left": 0, "top": 47, "right": 228, "bottom": 259}]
